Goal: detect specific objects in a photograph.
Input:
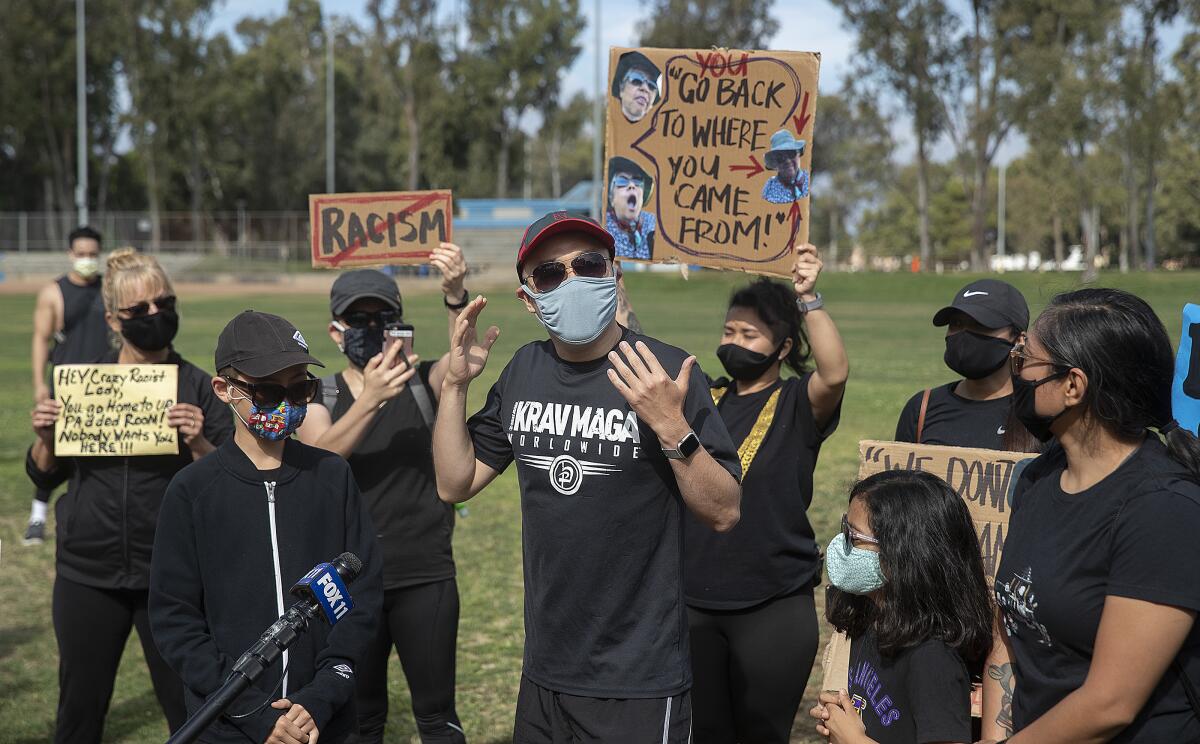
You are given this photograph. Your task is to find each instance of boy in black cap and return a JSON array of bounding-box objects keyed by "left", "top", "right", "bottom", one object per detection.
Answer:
[
  {"left": 432, "top": 211, "right": 741, "bottom": 742},
  {"left": 149, "top": 310, "right": 383, "bottom": 744},
  {"left": 895, "top": 279, "right": 1039, "bottom": 451}
]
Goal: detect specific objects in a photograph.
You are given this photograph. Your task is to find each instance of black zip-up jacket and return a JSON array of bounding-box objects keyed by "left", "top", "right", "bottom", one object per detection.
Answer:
[
  {"left": 26, "top": 350, "right": 232, "bottom": 590},
  {"left": 149, "top": 437, "right": 383, "bottom": 744}
]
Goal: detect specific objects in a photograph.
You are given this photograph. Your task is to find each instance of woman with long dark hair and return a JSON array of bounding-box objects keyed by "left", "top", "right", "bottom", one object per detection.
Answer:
[
  {"left": 27, "top": 249, "right": 232, "bottom": 743},
  {"left": 684, "top": 244, "right": 849, "bottom": 742},
  {"left": 810, "top": 469, "right": 993, "bottom": 744},
  {"left": 981, "top": 288, "right": 1200, "bottom": 743}
]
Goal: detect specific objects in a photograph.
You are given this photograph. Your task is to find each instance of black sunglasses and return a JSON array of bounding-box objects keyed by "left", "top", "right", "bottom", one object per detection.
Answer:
[
  {"left": 224, "top": 374, "right": 320, "bottom": 409},
  {"left": 338, "top": 309, "right": 402, "bottom": 329},
  {"left": 525, "top": 251, "right": 611, "bottom": 293},
  {"left": 119, "top": 294, "right": 176, "bottom": 318}
]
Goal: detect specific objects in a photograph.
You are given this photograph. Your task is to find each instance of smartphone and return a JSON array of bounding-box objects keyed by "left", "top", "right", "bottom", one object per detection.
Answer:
[{"left": 383, "top": 323, "right": 414, "bottom": 365}]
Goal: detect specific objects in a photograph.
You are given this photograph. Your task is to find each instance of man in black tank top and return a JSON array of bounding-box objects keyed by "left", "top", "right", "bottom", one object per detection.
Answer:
[{"left": 25, "top": 226, "right": 109, "bottom": 544}]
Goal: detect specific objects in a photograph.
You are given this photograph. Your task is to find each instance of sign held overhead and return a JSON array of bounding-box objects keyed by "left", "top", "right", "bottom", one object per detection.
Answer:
[{"left": 310, "top": 190, "right": 453, "bottom": 268}]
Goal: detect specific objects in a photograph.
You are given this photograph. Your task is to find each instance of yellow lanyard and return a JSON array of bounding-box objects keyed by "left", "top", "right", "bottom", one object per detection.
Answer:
[{"left": 711, "top": 385, "right": 782, "bottom": 477}]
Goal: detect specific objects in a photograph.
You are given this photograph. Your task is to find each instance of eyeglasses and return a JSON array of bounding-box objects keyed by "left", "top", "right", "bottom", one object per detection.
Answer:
[
  {"left": 338, "top": 309, "right": 402, "bottom": 329},
  {"left": 224, "top": 374, "right": 320, "bottom": 409},
  {"left": 1009, "top": 337, "right": 1068, "bottom": 377},
  {"left": 118, "top": 294, "right": 176, "bottom": 318},
  {"left": 841, "top": 513, "right": 880, "bottom": 554},
  {"left": 612, "top": 175, "right": 645, "bottom": 190},
  {"left": 624, "top": 71, "right": 658, "bottom": 93},
  {"left": 524, "top": 251, "right": 611, "bottom": 293}
]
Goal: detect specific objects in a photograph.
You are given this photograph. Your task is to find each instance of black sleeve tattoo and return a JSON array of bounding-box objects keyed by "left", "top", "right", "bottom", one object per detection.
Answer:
[{"left": 988, "top": 662, "right": 1015, "bottom": 736}]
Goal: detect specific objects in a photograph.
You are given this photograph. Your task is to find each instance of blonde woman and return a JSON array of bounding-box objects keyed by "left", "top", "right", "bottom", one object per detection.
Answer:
[{"left": 28, "top": 248, "right": 232, "bottom": 743}]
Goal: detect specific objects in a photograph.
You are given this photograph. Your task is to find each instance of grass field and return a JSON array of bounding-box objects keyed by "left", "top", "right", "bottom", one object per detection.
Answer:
[{"left": 1, "top": 268, "right": 1196, "bottom": 743}]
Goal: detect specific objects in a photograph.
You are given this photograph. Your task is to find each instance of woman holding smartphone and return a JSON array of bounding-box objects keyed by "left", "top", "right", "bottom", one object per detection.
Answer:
[{"left": 298, "top": 242, "right": 472, "bottom": 744}]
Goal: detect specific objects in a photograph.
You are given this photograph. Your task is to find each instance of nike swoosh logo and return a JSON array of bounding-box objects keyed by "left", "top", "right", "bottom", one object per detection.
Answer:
[
  {"left": 964, "top": 291, "right": 989, "bottom": 297},
  {"left": 997, "top": 426, "right": 1007, "bottom": 435}
]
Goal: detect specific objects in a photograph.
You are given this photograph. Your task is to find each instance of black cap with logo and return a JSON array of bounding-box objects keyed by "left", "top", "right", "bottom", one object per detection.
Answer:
[
  {"left": 330, "top": 269, "right": 402, "bottom": 317},
  {"left": 215, "top": 310, "right": 324, "bottom": 377},
  {"left": 932, "top": 279, "right": 1030, "bottom": 331}
]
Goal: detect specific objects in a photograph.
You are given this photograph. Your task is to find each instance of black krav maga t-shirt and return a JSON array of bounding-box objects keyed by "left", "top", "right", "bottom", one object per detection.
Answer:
[
  {"left": 467, "top": 329, "right": 741, "bottom": 698},
  {"left": 995, "top": 438, "right": 1200, "bottom": 741},
  {"left": 685, "top": 374, "right": 841, "bottom": 609},
  {"left": 844, "top": 630, "right": 972, "bottom": 744},
  {"left": 895, "top": 381, "right": 1011, "bottom": 450}
]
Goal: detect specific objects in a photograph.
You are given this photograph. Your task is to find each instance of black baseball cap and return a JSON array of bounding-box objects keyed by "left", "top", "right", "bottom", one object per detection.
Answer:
[
  {"left": 330, "top": 269, "right": 402, "bottom": 316},
  {"left": 517, "top": 211, "right": 615, "bottom": 277},
  {"left": 215, "top": 310, "right": 324, "bottom": 377},
  {"left": 932, "top": 279, "right": 1030, "bottom": 331}
]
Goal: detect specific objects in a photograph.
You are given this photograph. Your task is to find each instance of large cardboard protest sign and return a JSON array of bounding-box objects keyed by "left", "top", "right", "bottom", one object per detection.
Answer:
[
  {"left": 858, "top": 440, "right": 1034, "bottom": 583},
  {"left": 605, "top": 47, "right": 820, "bottom": 277},
  {"left": 309, "top": 190, "right": 453, "bottom": 268},
  {"left": 54, "top": 364, "right": 178, "bottom": 456}
]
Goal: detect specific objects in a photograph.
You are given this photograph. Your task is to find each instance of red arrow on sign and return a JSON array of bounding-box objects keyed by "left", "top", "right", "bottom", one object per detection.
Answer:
[
  {"left": 785, "top": 200, "right": 804, "bottom": 250},
  {"left": 729, "top": 154, "right": 765, "bottom": 179},
  {"left": 792, "top": 91, "right": 812, "bottom": 136}
]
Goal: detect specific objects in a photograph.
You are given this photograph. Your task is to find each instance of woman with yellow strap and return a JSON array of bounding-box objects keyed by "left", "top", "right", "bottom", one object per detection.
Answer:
[{"left": 684, "top": 243, "right": 849, "bottom": 743}]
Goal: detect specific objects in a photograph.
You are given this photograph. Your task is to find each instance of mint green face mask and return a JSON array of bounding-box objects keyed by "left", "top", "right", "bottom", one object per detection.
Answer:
[{"left": 826, "top": 533, "right": 885, "bottom": 595}]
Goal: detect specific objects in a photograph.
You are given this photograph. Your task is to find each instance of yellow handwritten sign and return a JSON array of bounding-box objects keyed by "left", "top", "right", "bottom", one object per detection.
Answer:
[
  {"left": 54, "top": 364, "right": 178, "bottom": 456},
  {"left": 858, "top": 440, "right": 1036, "bottom": 584}
]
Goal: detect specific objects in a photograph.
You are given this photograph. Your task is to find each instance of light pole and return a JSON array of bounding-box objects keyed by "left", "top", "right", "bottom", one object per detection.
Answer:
[
  {"left": 76, "top": 0, "right": 88, "bottom": 225},
  {"left": 996, "top": 162, "right": 1006, "bottom": 257},
  {"left": 325, "top": 19, "right": 335, "bottom": 193},
  {"left": 591, "top": 0, "right": 602, "bottom": 218}
]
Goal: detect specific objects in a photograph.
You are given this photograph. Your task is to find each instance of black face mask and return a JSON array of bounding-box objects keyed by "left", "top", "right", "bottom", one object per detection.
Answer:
[
  {"left": 119, "top": 309, "right": 179, "bottom": 352},
  {"left": 341, "top": 326, "right": 383, "bottom": 369},
  {"left": 717, "top": 343, "right": 782, "bottom": 382},
  {"left": 1011, "top": 370, "right": 1070, "bottom": 442},
  {"left": 944, "top": 330, "right": 1013, "bottom": 379}
]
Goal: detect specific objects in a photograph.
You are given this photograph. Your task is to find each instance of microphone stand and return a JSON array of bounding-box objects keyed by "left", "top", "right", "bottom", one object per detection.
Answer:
[{"left": 166, "top": 603, "right": 318, "bottom": 744}]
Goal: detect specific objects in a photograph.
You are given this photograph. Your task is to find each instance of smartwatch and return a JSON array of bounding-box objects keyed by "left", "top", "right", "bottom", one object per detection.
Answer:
[
  {"left": 796, "top": 292, "right": 824, "bottom": 314},
  {"left": 444, "top": 288, "right": 470, "bottom": 310},
  {"left": 663, "top": 431, "right": 701, "bottom": 460}
]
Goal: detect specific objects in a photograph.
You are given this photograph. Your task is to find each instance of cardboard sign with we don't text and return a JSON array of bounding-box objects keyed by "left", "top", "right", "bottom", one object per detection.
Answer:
[{"left": 858, "top": 440, "right": 1036, "bottom": 584}]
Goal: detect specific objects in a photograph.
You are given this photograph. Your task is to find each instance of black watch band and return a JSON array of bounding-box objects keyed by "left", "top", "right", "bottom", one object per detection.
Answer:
[{"left": 444, "top": 288, "right": 470, "bottom": 310}]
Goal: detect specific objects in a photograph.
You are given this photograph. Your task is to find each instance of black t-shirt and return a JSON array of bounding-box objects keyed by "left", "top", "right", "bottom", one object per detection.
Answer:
[
  {"left": 326, "top": 361, "right": 454, "bottom": 591},
  {"left": 684, "top": 374, "right": 841, "bottom": 609},
  {"left": 895, "top": 381, "right": 1011, "bottom": 450},
  {"left": 844, "top": 630, "right": 972, "bottom": 744},
  {"left": 467, "top": 328, "right": 741, "bottom": 698},
  {"left": 995, "top": 438, "right": 1200, "bottom": 741}
]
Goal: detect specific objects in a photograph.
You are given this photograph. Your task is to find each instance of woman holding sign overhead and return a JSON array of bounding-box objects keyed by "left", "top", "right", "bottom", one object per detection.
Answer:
[
  {"left": 680, "top": 243, "right": 848, "bottom": 743},
  {"left": 27, "top": 248, "right": 232, "bottom": 744},
  {"left": 981, "top": 288, "right": 1200, "bottom": 743}
]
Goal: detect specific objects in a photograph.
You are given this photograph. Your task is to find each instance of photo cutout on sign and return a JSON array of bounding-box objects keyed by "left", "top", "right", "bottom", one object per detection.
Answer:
[
  {"left": 762, "top": 129, "right": 810, "bottom": 205},
  {"left": 606, "top": 156, "right": 656, "bottom": 260},
  {"left": 612, "top": 51, "right": 663, "bottom": 124}
]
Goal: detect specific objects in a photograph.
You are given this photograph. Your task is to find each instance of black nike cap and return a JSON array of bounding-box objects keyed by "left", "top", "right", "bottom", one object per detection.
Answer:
[
  {"left": 215, "top": 310, "right": 324, "bottom": 377},
  {"left": 932, "top": 279, "right": 1029, "bottom": 331}
]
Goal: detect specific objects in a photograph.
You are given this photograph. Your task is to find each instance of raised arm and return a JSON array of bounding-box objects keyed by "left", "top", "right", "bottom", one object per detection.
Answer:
[
  {"left": 427, "top": 242, "right": 470, "bottom": 397},
  {"left": 794, "top": 244, "right": 848, "bottom": 429},
  {"left": 433, "top": 296, "right": 502, "bottom": 503},
  {"left": 608, "top": 341, "right": 741, "bottom": 532}
]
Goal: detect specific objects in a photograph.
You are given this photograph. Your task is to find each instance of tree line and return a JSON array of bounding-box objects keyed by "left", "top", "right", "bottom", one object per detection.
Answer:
[{"left": 1, "top": 0, "right": 1197, "bottom": 266}]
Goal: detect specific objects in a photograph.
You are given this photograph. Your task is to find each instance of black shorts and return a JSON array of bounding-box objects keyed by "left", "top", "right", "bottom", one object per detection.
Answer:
[{"left": 513, "top": 675, "right": 692, "bottom": 743}]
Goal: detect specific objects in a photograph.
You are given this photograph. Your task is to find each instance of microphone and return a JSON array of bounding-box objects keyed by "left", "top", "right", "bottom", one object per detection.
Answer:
[{"left": 166, "top": 552, "right": 364, "bottom": 744}]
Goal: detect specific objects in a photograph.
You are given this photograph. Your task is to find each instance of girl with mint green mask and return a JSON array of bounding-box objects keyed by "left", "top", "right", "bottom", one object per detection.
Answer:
[{"left": 811, "top": 470, "right": 993, "bottom": 744}]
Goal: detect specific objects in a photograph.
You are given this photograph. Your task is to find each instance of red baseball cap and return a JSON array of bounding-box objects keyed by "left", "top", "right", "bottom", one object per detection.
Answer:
[{"left": 517, "top": 211, "right": 615, "bottom": 278}]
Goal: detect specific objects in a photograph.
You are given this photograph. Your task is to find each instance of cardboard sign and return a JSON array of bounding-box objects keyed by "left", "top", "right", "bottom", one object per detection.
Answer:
[
  {"left": 54, "top": 364, "right": 178, "bottom": 456},
  {"left": 309, "top": 190, "right": 453, "bottom": 268},
  {"left": 605, "top": 47, "right": 820, "bottom": 277},
  {"left": 858, "top": 440, "right": 1036, "bottom": 583}
]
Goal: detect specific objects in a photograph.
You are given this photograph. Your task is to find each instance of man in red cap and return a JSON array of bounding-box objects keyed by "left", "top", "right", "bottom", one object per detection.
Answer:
[{"left": 432, "top": 211, "right": 742, "bottom": 742}]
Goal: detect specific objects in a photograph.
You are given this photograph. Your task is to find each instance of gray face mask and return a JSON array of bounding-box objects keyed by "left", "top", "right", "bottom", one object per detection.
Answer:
[{"left": 521, "top": 275, "right": 619, "bottom": 346}]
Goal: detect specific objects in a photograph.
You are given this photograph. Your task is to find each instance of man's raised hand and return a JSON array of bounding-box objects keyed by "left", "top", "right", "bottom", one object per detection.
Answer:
[
  {"left": 429, "top": 242, "right": 468, "bottom": 300},
  {"left": 607, "top": 340, "right": 693, "bottom": 444},
  {"left": 444, "top": 296, "right": 500, "bottom": 388}
]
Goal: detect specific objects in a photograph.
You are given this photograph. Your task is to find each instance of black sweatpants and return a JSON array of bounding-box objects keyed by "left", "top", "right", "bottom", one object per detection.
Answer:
[
  {"left": 514, "top": 676, "right": 692, "bottom": 743},
  {"left": 687, "top": 590, "right": 819, "bottom": 744},
  {"left": 355, "top": 578, "right": 465, "bottom": 744},
  {"left": 52, "top": 575, "right": 187, "bottom": 744}
]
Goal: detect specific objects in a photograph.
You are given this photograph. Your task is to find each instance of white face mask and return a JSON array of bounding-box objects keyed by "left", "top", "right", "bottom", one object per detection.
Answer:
[{"left": 73, "top": 257, "right": 100, "bottom": 279}]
